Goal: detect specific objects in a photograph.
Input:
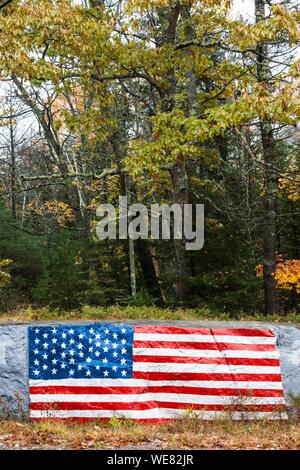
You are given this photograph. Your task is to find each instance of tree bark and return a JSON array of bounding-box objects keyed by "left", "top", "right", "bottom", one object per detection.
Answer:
[
  {"left": 158, "top": 5, "right": 193, "bottom": 302},
  {"left": 255, "top": 0, "right": 279, "bottom": 314}
]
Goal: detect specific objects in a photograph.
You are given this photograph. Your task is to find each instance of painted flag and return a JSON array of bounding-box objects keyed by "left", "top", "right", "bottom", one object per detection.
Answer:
[{"left": 29, "top": 324, "right": 287, "bottom": 422}]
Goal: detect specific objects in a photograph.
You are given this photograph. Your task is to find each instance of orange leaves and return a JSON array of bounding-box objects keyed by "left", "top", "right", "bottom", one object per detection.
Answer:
[
  {"left": 256, "top": 256, "right": 300, "bottom": 294},
  {"left": 275, "top": 257, "right": 300, "bottom": 294}
]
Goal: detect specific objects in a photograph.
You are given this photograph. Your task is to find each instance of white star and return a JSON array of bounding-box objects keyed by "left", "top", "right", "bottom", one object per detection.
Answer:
[
  {"left": 95, "top": 333, "right": 100, "bottom": 340},
  {"left": 95, "top": 351, "right": 100, "bottom": 357},
  {"left": 52, "top": 328, "right": 57, "bottom": 335},
  {"left": 113, "top": 333, "right": 118, "bottom": 339},
  {"left": 78, "top": 364, "right": 83, "bottom": 370},
  {"left": 61, "top": 352, "right": 66, "bottom": 359},
  {"left": 43, "top": 342, "right": 49, "bottom": 349},
  {"left": 34, "top": 359, "right": 39, "bottom": 366},
  {"left": 34, "top": 328, "right": 40, "bottom": 334},
  {"left": 103, "top": 347, "right": 109, "bottom": 353},
  {"left": 34, "top": 338, "right": 40, "bottom": 344},
  {"left": 112, "top": 343, "right": 118, "bottom": 349},
  {"left": 69, "top": 358, "right": 75, "bottom": 364},
  {"left": 112, "top": 366, "right": 117, "bottom": 371},
  {"left": 62, "top": 332, "right": 67, "bottom": 339},
  {"left": 121, "top": 348, "right": 127, "bottom": 354},
  {"left": 52, "top": 358, "right": 58, "bottom": 365},
  {"left": 88, "top": 347, "right": 93, "bottom": 353},
  {"left": 113, "top": 352, "right": 118, "bottom": 358},
  {"left": 51, "top": 349, "right": 56, "bottom": 354},
  {"left": 69, "top": 338, "right": 75, "bottom": 345},
  {"left": 61, "top": 363, "right": 66, "bottom": 369},
  {"left": 95, "top": 341, "right": 101, "bottom": 347},
  {"left": 61, "top": 342, "right": 66, "bottom": 349},
  {"left": 70, "top": 349, "right": 75, "bottom": 356},
  {"left": 33, "top": 369, "right": 39, "bottom": 376},
  {"left": 43, "top": 353, "right": 48, "bottom": 360},
  {"left": 104, "top": 328, "right": 109, "bottom": 335},
  {"left": 88, "top": 338, "right": 92, "bottom": 344},
  {"left": 89, "top": 328, "right": 94, "bottom": 334},
  {"left": 69, "top": 370, "right": 74, "bottom": 376},
  {"left": 104, "top": 338, "right": 110, "bottom": 345},
  {"left": 121, "top": 370, "right": 127, "bottom": 376},
  {"left": 43, "top": 364, "right": 48, "bottom": 370},
  {"left": 86, "top": 370, "right": 91, "bottom": 376},
  {"left": 78, "top": 333, "right": 84, "bottom": 339},
  {"left": 96, "top": 365, "right": 100, "bottom": 370},
  {"left": 121, "top": 339, "right": 126, "bottom": 345},
  {"left": 33, "top": 349, "right": 39, "bottom": 355},
  {"left": 69, "top": 329, "right": 75, "bottom": 335},
  {"left": 51, "top": 368, "right": 57, "bottom": 375},
  {"left": 79, "top": 351, "right": 84, "bottom": 358},
  {"left": 52, "top": 338, "right": 57, "bottom": 344},
  {"left": 77, "top": 343, "right": 83, "bottom": 349},
  {"left": 121, "top": 328, "right": 126, "bottom": 334},
  {"left": 43, "top": 333, "right": 48, "bottom": 339},
  {"left": 86, "top": 357, "right": 92, "bottom": 363},
  {"left": 121, "top": 358, "right": 126, "bottom": 365},
  {"left": 102, "top": 358, "right": 108, "bottom": 364},
  {"left": 103, "top": 370, "right": 109, "bottom": 376}
]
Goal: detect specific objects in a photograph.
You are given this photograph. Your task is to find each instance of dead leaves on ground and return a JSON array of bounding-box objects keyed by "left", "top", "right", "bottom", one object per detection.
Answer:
[{"left": 0, "top": 419, "right": 300, "bottom": 450}]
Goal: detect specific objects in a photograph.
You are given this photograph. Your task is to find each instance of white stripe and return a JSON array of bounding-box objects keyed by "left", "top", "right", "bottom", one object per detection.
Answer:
[
  {"left": 134, "top": 348, "right": 280, "bottom": 359},
  {"left": 134, "top": 333, "right": 275, "bottom": 344},
  {"left": 30, "top": 409, "right": 287, "bottom": 420},
  {"left": 30, "top": 393, "right": 285, "bottom": 405},
  {"left": 132, "top": 363, "right": 281, "bottom": 374},
  {"left": 29, "top": 379, "right": 284, "bottom": 389}
]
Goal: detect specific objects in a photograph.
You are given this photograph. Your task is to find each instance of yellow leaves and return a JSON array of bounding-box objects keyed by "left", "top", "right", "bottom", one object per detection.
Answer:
[
  {"left": 28, "top": 199, "right": 75, "bottom": 225},
  {"left": 271, "top": 3, "right": 300, "bottom": 43},
  {"left": 126, "top": 0, "right": 232, "bottom": 15},
  {"left": 275, "top": 257, "right": 300, "bottom": 294},
  {"left": 229, "top": 4, "right": 300, "bottom": 50},
  {"left": 0, "top": 259, "right": 12, "bottom": 288},
  {"left": 256, "top": 256, "right": 300, "bottom": 294},
  {"left": 279, "top": 160, "right": 300, "bottom": 202},
  {"left": 125, "top": 0, "right": 194, "bottom": 14}
]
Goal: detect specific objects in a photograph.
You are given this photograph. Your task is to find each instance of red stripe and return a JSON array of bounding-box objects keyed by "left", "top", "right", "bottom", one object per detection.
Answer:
[
  {"left": 135, "top": 326, "right": 274, "bottom": 337},
  {"left": 29, "top": 385, "right": 284, "bottom": 397},
  {"left": 135, "top": 326, "right": 212, "bottom": 335},
  {"left": 211, "top": 328, "right": 274, "bottom": 337},
  {"left": 30, "top": 401, "right": 285, "bottom": 412},
  {"left": 133, "top": 341, "right": 276, "bottom": 351},
  {"left": 133, "top": 356, "right": 280, "bottom": 366},
  {"left": 133, "top": 372, "right": 283, "bottom": 382}
]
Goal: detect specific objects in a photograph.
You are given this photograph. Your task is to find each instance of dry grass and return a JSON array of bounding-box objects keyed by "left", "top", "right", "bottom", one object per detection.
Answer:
[{"left": 1, "top": 418, "right": 300, "bottom": 450}]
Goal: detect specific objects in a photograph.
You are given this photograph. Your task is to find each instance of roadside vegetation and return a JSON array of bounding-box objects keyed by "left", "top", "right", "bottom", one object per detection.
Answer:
[
  {"left": 0, "top": 305, "right": 300, "bottom": 324},
  {"left": 0, "top": 417, "right": 300, "bottom": 450}
]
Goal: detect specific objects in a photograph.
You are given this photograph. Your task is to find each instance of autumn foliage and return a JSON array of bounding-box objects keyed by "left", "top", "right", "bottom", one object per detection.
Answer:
[{"left": 256, "top": 256, "right": 300, "bottom": 294}]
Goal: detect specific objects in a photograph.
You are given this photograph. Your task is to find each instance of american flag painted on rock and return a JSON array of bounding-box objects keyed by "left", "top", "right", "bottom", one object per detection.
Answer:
[{"left": 29, "top": 324, "right": 287, "bottom": 422}]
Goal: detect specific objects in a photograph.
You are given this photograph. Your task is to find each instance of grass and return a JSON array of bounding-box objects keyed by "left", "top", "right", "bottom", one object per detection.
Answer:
[
  {"left": 0, "top": 304, "right": 300, "bottom": 324},
  {"left": 0, "top": 417, "right": 300, "bottom": 449}
]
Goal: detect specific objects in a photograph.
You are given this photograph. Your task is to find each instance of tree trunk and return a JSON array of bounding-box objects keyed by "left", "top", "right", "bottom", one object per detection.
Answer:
[
  {"left": 255, "top": 0, "right": 279, "bottom": 314},
  {"left": 158, "top": 5, "right": 193, "bottom": 302},
  {"left": 169, "top": 162, "right": 192, "bottom": 301},
  {"left": 9, "top": 116, "right": 17, "bottom": 219}
]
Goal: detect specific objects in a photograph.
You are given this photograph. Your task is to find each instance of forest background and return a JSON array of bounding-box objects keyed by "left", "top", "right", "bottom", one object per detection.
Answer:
[{"left": 0, "top": 0, "right": 299, "bottom": 318}]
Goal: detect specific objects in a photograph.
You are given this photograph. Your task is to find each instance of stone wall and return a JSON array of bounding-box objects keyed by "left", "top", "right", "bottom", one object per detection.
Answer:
[{"left": 0, "top": 320, "right": 300, "bottom": 417}]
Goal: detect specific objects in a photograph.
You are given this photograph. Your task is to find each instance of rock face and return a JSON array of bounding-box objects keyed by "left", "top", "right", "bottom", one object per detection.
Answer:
[
  {"left": 0, "top": 320, "right": 300, "bottom": 416},
  {"left": 0, "top": 325, "right": 28, "bottom": 417}
]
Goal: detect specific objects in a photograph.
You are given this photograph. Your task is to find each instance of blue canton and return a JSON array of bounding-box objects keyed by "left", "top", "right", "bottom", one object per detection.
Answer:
[{"left": 29, "top": 324, "right": 134, "bottom": 380}]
